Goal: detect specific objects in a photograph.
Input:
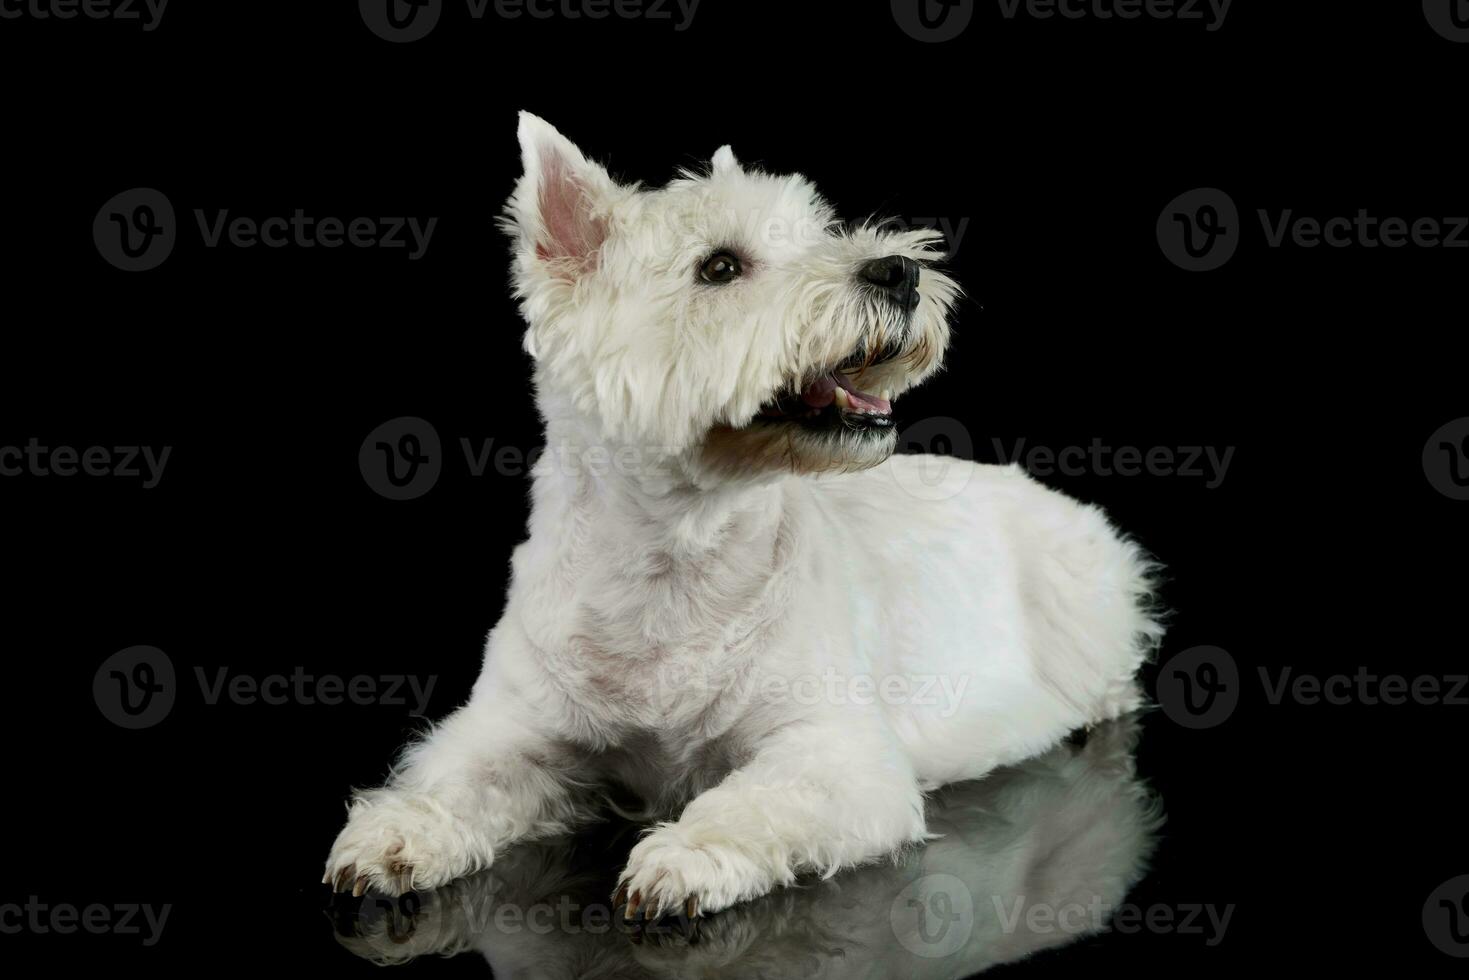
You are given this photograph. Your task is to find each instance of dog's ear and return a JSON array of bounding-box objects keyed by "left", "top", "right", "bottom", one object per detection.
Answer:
[
  {"left": 711, "top": 145, "right": 740, "bottom": 175},
  {"left": 506, "top": 112, "right": 618, "bottom": 274}
]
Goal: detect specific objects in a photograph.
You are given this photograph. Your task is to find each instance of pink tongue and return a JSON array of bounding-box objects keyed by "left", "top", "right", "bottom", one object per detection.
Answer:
[{"left": 801, "top": 373, "right": 891, "bottom": 414}]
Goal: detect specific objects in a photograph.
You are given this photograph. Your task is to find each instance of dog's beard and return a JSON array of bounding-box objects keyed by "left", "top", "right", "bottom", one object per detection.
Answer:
[
  {"left": 699, "top": 419, "right": 900, "bottom": 479},
  {"left": 697, "top": 309, "right": 939, "bottom": 480}
]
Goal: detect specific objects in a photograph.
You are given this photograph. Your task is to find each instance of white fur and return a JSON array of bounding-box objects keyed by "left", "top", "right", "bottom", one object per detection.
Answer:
[
  {"left": 324, "top": 114, "right": 1163, "bottom": 917},
  {"left": 337, "top": 718, "right": 1161, "bottom": 973}
]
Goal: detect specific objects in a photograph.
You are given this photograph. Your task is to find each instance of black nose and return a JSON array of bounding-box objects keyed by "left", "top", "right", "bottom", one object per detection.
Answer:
[{"left": 857, "top": 255, "right": 921, "bottom": 312}]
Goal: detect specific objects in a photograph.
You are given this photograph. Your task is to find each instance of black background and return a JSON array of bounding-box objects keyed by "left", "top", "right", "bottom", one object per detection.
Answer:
[{"left": 2, "top": 0, "right": 1466, "bottom": 974}]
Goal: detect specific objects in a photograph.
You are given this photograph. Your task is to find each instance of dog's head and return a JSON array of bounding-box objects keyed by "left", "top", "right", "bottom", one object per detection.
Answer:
[{"left": 502, "top": 113, "right": 960, "bottom": 486}]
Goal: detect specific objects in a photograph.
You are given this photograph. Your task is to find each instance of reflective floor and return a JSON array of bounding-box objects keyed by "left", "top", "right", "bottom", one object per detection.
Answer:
[{"left": 326, "top": 717, "right": 1159, "bottom": 978}]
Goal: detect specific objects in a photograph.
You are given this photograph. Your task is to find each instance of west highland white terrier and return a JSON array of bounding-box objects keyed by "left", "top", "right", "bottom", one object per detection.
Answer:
[{"left": 325, "top": 113, "right": 1163, "bottom": 920}]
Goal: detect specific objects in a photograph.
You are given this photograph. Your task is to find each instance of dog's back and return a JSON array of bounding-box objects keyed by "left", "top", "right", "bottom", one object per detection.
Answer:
[{"left": 808, "top": 456, "right": 1163, "bottom": 787}]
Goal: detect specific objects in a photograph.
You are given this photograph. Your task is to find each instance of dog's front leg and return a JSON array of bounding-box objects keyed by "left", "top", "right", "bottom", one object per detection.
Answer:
[
  {"left": 325, "top": 703, "right": 588, "bottom": 896},
  {"left": 615, "top": 716, "right": 927, "bottom": 918}
]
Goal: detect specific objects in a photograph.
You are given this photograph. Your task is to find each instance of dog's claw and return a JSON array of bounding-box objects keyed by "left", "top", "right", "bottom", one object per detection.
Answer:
[
  {"left": 614, "top": 878, "right": 700, "bottom": 924},
  {"left": 352, "top": 875, "right": 369, "bottom": 898},
  {"left": 333, "top": 865, "right": 356, "bottom": 893}
]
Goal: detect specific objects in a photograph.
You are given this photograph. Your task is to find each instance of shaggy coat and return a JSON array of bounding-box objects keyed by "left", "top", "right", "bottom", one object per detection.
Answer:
[{"left": 325, "top": 114, "right": 1162, "bottom": 919}]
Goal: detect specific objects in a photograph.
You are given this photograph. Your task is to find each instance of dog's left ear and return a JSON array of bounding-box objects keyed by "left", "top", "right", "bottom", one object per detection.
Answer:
[
  {"left": 711, "top": 145, "right": 740, "bottom": 175},
  {"left": 505, "top": 112, "right": 620, "bottom": 275}
]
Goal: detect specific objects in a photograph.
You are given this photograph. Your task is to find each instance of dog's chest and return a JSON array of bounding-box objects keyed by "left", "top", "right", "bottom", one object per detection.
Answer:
[
  {"left": 515, "top": 504, "right": 803, "bottom": 749},
  {"left": 548, "top": 557, "right": 794, "bottom": 726},
  {"left": 595, "top": 729, "right": 743, "bottom": 816},
  {"left": 560, "top": 628, "right": 764, "bottom": 731}
]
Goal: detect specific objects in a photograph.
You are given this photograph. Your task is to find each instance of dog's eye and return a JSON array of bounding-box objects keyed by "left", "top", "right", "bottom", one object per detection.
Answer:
[{"left": 698, "top": 251, "right": 743, "bottom": 284}]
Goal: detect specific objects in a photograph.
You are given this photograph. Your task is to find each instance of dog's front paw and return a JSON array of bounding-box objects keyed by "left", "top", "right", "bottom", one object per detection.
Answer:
[
  {"left": 614, "top": 826, "right": 775, "bottom": 920},
  {"left": 324, "top": 790, "right": 490, "bottom": 896}
]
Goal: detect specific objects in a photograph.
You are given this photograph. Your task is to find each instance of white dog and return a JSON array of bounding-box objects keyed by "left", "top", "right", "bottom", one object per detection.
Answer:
[{"left": 325, "top": 113, "right": 1163, "bottom": 920}]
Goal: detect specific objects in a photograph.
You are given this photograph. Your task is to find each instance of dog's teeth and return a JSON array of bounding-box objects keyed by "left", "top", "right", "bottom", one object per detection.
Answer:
[
  {"left": 881, "top": 389, "right": 892, "bottom": 401},
  {"left": 833, "top": 388, "right": 850, "bottom": 410}
]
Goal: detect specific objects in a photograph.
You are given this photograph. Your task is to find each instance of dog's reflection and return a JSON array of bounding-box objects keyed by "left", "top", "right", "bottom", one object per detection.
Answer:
[{"left": 329, "top": 716, "right": 1160, "bottom": 978}]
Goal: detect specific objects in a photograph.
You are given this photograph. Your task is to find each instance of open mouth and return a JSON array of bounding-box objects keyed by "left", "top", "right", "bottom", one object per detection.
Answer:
[{"left": 757, "top": 362, "right": 897, "bottom": 433}]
